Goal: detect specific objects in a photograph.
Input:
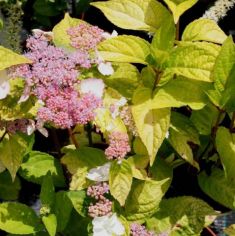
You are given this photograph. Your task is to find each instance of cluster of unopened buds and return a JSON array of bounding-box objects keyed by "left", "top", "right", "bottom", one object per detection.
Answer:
[
  {"left": 130, "top": 223, "right": 155, "bottom": 236},
  {"left": 105, "top": 131, "right": 131, "bottom": 160},
  {"left": 87, "top": 182, "right": 112, "bottom": 218}
]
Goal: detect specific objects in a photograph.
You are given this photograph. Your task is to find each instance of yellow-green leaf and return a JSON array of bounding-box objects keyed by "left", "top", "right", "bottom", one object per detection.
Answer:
[
  {"left": 182, "top": 19, "right": 227, "bottom": 44},
  {"left": 98, "top": 35, "right": 150, "bottom": 64},
  {"left": 152, "top": 77, "right": 211, "bottom": 110},
  {"left": 52, "top": 13, "right": 83, "bottom": 50},
  {"left": 164, "top": 42, "right": 220, "bottom": 82},
  {"left": 91, "top": 0, "right": 171, "bottom": 32},
  {"left": 0, "top": 46, "right": 31, "bottom": 70},
  {"left": 132, "top": 87, "right": 171, "bottom": 165},
  {"left": 42, "top": 214, "right": 57, "bottom": 236},
  {"left": 109, "top": 160, "right": 133, "bottom": 206},
  {"left": 163, "top": 0, "right": 198, "bottom": 23}
]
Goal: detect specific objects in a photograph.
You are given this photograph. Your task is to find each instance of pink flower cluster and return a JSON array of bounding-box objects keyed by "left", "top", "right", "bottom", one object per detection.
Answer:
[
  {"left": 130, "top": 223, "right": 155, "bottom": 236},
  {"left": 105, "top": 131, "right": 131, "bottom": 160},
  {"left": 12, "top": 32, "right": 102, "bottom": 129},
  {"left": 67, "top": 23, "right": 104, "bottom": 51},
  {"left": 87, "top": 182, "right": 112, "bottom": 218}
]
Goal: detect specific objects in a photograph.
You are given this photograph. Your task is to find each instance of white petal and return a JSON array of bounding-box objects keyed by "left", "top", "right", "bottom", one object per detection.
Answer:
[
  {"left": 80, "top": 78, "right": 105, "bottom": 98},
  {"left": 86, "top": 162, "right": 111, "bottom": 182},
  {"left": 109, "top": 214, "right": 125, "bottom": 235},
  {"left": 0, "top": 80, "right": 10, "bottom": 99},
  {"left": 98, "top": 62, "right": 114, "bottom": 76},
  {"left": 27, "top": 120, "right": 36, "bottom": 135},
  {"left": 116, "top": 97, "right": 127, "bottom": 107},
  {"left": 102, "top": 30, "right": 118, "bottom": 39}
]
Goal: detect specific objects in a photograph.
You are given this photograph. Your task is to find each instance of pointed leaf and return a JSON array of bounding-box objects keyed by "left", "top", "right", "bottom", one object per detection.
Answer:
[
  {"left": 91, "top": 0, "right": 171, "bottom": 32},
  {"left": 0, "top": 202, "right": 41, "bottom": 234},
  {"left": 40, "top": 174, "right": 55, "bottom": 208},
  {"left": 132, "top": 87, "right": 171, "bottom": 165},
  {"left": 216, "top": 127, "right": 235, "bottom": 181},
  {"left": 152, "top": 77, "right": 211, "bottom": 110},
  {"left": 146, "top": 196, "right": 216, "bottom": 235},
  {"left": 109, "top": 160, "right": 133, "bottom": 206},
  {"left": 125, "top": 178, "right": 169, "bottom": 220},
  {"left": 163, "top": 0, "right": 198, "bottom": 23},
  {"left": 42, "top": 214, "right": 57, "bottom": 236},
  {"left": 0, "top": 46, "right": 31, "bottom": 70},
  {"left": 52, "top": 13, "right": 83, "bottom": 50},
  {"left": 19, "top": 151, "right": 65, "bottom": 187},
  {"left": 164, "top": 42, "right": 220, "bottom": 82},
  {"left": 169, "top": 112, "right": 200, "bottom": 169},
  {"left": 198, "top": 168, "right": 235, "bottom": 209},
  {"left": 98, "top": 35, "right": 150, "bottom": 64},
  {"left": 0, "top": 133, "right": 34, "bottom": 180},
  {"left": 0, "top": 171, "right": 21, "bottom": 200},
  {"left": 182, "top": 19, "right": 227, "bottom": 44}
]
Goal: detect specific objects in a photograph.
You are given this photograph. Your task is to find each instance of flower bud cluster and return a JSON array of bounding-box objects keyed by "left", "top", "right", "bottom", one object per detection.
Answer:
[
  {"left": 67, "top": 23, "right": 104, "bottom": 51},
  {"left": 120, "top": 106, "right": 138, "bottom": 136},
  {"left": 202, "top": 0, "right": 235, "bottom": 22},
  {"left": 130, "top": 223, "right": 155, "bottom": 236},
  {"left": 105, "top": 131, "right": 131, "bottom": 160},
  {"left": 87, "top": 182, "right": 112, "bottom": 218}
]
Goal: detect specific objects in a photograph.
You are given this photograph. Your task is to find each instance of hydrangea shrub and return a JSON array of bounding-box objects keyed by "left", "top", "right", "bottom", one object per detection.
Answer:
[{"left": 0, "top": 0, "right": 234, "bottom": 235}]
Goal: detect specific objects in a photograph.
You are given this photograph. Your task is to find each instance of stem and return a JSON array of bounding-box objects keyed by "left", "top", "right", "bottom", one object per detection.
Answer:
[
  {"left": 86, "top": 123, "right": 93, "bottom": 147},
  {"left": 176, "top": 21, "right": 180, "bottom": 41},
  {"left": 51, "top": 129, "right": 61, "bottom": 157},
  {"left": 205, "top": 227, "right": 217, "bottom": 236},
  {"left": 68, "top": 128, "right": 79, "bottom": 149},
  {"left": 211, "top": 110, "right": 224, "bottom": 140},
  {"left": 230, "top": 112, "right": 235, "bottom": 131},
  {"left": 0, "top": 131, "right": 7, "bottom": 143},
  {"left": 81, "top": 12, "right": 85, "bottom": 20}
]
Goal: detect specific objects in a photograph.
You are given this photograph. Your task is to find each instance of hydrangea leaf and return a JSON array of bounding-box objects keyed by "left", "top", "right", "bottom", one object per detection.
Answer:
[
  {"left": 98, "top": 35, "right": 150, "bottom": 64},
  {"left": 109, "top": 160, "right": 133, "bottom": 206},
  {"left": 61, "top": 147, "right": 107, "bottom": 175},
  {"left": 168, "top": 112, "right": 200, "bottom": 170},
  {"left": 146, "top": 196, "right": 216, "bottom": 235},
  {"left": 207, "top": 36, "right": 235, "bottom": 111},
  {"left": 216, "top": 127, "right": 235, "bottom": 181},
  {"left": 224, "top": 224, "right": 235, "bottom": 235},
  {"left": 163, "top": 0, "right": 198, "bottom": 23},
  {"left": 132, "top": 87, "right": 171, "bottom": 166},
  {"left": 94, "top": 108, "right": 127, "bottom": 134},
  {"left": 0, "top": 46, "right": 31, "bottom": 71},
  {"left": 152, "top": 77, "right": 212, "bottom": 110},
  {"left": 91, "top": 0, "right": 171, "bottom": 32},
  {"left": 0, "top": 202, "right": 41, "bottom": 234},
  {"left": 67, "top": 190, "right": 88, "bottom": 217},
  {"left": 0, "top": 133, "right": 34, "bottom": 181},
  {"left": 19, "top": 151, "right": 65, "bottom": 187},
  {"left": 42, "top": 214, "right": 57, "bottom": 236},
  {"left": 182, "top": 19, "right": 227, "bottom": 44},
  {"left": 198, "top": 168, "right": 235, "bottom": 209},
  {"left": 190, "top": 103, "right": 221, "bottom": 135},
  {"left": 151, "top": 14, "right": 175, "bottom": 52},
  {"left": 104, "top": 63, "right": 140, "bottom": 99},
  {"left": 0, "top": 78, "right": 38, "bottom": 120},
  {"left": 54, "top": 191, "right": 73, "bottom": 232},
  {"left": 52, "top": 13, "right": 83, "bottom": 50},
  {"left": 40, "top": 174, "right": 55, "bottom": 208},
  {"left": 124, "top": 178, "right": 169, "bottom": 221},
  {"left": 0, "top": 171, "right": 21, "bottom": 200},
  {"left": 164, "top": 42, "right": 220, "bottom": 82}
]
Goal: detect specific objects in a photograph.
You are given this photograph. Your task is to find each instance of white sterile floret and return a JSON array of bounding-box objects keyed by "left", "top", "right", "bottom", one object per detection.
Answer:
[
  {"left": 26, "top": 120, "right": 36, "bottom": 136},
  {"left": 80, "top": 78, "right": 105, "bottom": 98},
  {"left": 98, "top": 62, "right": 114, "bottom": 76},
  {"left": 102, "top": 30, "right": 118, "bottom": 39},
  {"left": 92, "top": 213, "right": 125, "bottom": 236},
  {"left": 165, "top": 131, "right": 169, "bottom": 139},
  {"left": 0, "top": 70, "right": 10, "bottom": 100},
  {"left": 86, "top": 162, "right": 111, "bottom": 182}
]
